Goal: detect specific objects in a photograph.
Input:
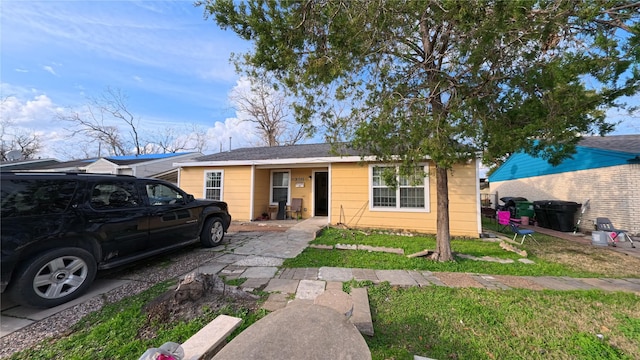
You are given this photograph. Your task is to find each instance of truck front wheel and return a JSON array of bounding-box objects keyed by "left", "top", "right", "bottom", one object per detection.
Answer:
[
  {"left": 8, "top": 247, "right": 97, "bottom": 308},
  {"left": 200, "top": 217, "right": 225, "bottom": 247}
]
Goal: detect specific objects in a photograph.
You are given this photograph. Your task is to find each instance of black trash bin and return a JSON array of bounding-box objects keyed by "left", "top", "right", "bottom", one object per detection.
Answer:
[
  {"left": 277, "top": 200, "right": 287, "bottom": 220},
  {"left": 533, "top": 200, "right": 551, "bottom": 228},
  {"left": 546, "top": 200, "right": 581, "bottom": 232}
]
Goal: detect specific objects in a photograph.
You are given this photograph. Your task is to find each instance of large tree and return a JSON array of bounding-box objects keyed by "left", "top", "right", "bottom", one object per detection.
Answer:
[{"left": 203, "top": 0, "right": 639, "bottom": 261}]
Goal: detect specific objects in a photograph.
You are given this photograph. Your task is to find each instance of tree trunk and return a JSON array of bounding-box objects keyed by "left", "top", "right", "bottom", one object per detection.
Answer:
[{"left": 433, "top": 165, "right": 453, "bottom": 261}]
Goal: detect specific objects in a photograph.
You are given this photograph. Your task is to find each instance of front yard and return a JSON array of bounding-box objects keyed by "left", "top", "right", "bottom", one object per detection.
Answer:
[{"left": 7, "top": 224, "right": 640, "bottom": 360}]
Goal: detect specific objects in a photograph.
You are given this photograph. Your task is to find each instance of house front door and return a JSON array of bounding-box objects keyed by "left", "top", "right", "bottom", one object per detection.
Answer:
[{"left": 314, "top": 172, "right": 328, "bottom": 216}]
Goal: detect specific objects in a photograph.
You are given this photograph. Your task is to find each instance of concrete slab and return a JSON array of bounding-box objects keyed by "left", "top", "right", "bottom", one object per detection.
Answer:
[
  {"left": 0, "top": 316, "right": 34, "bottom": 338},
  {"left": 475, "top": 275, "right": 512, "bottom": 290},
  {"left": 326, "top": 281, "right": 344, "bottom": 291},
  {"left": 375, "top": 270, "right": 417, "bottom": 286},
  {"left": 352, "top": 268, "right": 379, "bottom": 282},
  {"left": 182, "top": 315, "right": 243, "bottom": 360},
  {"left": 350, "top": 287, "right": 374, "bottom": 336},
  {"left": 295, "top": 280, "right": 326, "bottom": 300},
  {"left": 215, "top": 254, "right": 250, "bottom": 264},
  {"left": 318, "top": 267, "right": 354, "bottom": 282},
  {"left": 278, "top": 267, "right": 319, "bottom": 280},
  {"left": 263, "top": 279, "right": 300, "bottom": 294},
  {"left": 239, "top": 278, "right": 270, "bottom": 291},
  {"left": 314, "top": 289, "right": 353, "bottom": 317},
  {"left": 527, "top": 276, "right": 584, "bottom": 291},
  {"left": 233, "top": 256, "right": 284, "bottom": 267},
  {"left": 2, "top": 279, "right": 129, "bottom": 320},
  {"left": 558, "top": 277, "right": 599, "bottom": 290},
  {"left": 421, "top": 272, "right": 446, "bottom": 286},
  {"left": 241, "top": 266, "right": 279, "bottom": 279},
  {"left": 358, "top": 245, "right": 404, "bottom": 254},
  {"left": 261, "top": 293, "right": 289, "bottom": 312},
  {"left": 212, "top": 304, "right": 371, "bottom": 360},
  {"left": 407, "top": 271, "right": 432, "bottom": 287},
  {"left": 579, "top": 278, "right": 624, "bottom": 292},
  {"left": 606, "top": 279, "right": 640, "bottom": 293}
]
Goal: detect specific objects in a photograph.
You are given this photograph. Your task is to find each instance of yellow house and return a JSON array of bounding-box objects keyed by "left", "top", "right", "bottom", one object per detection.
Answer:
[{"left": 175, "top": 143, "right": 481, "bottom": 237}]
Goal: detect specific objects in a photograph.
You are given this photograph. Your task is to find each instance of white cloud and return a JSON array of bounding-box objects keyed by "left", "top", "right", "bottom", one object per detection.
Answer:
[
  {"left": 15, "top": 68, "right": 28, "bottom": 73},
  {"left": 1, "top": 83, "right": 260, "bottom": 160},
  {"left": 1, "top": 93, "right": 59, "bottom": 126},
  {"left": 42, "top": 65, "right": 58, "bottom": 76}
]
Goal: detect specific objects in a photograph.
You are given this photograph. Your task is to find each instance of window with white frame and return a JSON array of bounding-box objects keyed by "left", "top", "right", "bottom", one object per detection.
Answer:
[
  {"left": 370, "top": 165, "right": 429, "bottom": 211},
  {"left": 204, "top": 171, "right": 223, "bottom": 200},
  {"left": 271, "top": 171, "right": 290, "bottom": 204}
]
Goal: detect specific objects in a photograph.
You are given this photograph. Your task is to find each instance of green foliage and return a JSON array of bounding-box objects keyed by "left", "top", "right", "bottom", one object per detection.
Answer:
[
  {"left": 203, "top": 0, "right": 639, "bottom": 259},
  {"left": 7, "top": 281, "right": 264, "bottom": 360},
  {"left": 283, "top": 228, "right": 602, "bottom": 277},
  {"left": 366, "top": 284, "right": 640, "bottom": 359},
  {"left": 202, "top": 0, "right": 638, "bottom": 168}
]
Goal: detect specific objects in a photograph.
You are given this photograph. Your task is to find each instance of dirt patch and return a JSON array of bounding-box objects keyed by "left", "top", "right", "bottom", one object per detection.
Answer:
[
  {"left": 533, "top": 240, "right": 640, "bottom": 277},
  {"left": 138, "top": 273, "right": 259, "bottom": 340}
]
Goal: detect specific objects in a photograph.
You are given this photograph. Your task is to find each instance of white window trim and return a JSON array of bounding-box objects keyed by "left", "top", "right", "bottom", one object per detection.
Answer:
[
  {"left": 203, "top": 170, "right": 224, "bottom": 201},
  {"left": 368, "top": 164, "right": 430, "bottom": 213},
  {"left": 270, "top": 170, "right": 291, "bottom": 205}
]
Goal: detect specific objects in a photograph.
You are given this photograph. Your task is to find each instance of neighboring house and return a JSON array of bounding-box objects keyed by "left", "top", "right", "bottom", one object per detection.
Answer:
[
  {"left": 5, "top": 153, "right": 202, "bottom": 184},
  {"left": 489, "top": 135, "right": 640, "bottom": 235},
  {"left": 80, "top": 153, "right": 202, "bottom": 183},
  {"left": 0, "top": 158, "right": 60, "bottom": 172},
  {"left": 175, "top": 143, "right": 482, "bottom": 237}
]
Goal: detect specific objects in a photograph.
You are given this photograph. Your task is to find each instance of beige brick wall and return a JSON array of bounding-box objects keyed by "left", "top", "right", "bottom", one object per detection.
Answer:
[{"left": 490, "top": 164, "right": 639, "bottom": 235}]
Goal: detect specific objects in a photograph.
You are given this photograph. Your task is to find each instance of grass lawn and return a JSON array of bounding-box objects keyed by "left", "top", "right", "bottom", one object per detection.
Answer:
[
  {"left": 8, "top": 224, "right": 640, "bottom": 359},
  {"left": 7, "top": 281, "right": 268, "bottom": 360},
  {"left": 365, "top": 283, "right": 640, "bottom": 359},
  {"left": 283, "top": 225, "right": 640, "bottom": 278}
]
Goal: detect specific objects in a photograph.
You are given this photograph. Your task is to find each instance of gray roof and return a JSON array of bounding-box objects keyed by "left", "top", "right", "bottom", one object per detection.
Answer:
[
  {"left": 196, "top": 143, "right": 363, "bottom": 162},
  {"left": 0, "top": 159, "right": 60, "bottom": 171},
  {"left": 579, "top": 134, "right": 640, "bottom": 154}
]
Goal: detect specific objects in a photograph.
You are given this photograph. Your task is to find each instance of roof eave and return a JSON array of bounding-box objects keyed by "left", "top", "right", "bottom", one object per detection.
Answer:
[{"left": 173, "top": 155, "right": 435, "bottom": 168}]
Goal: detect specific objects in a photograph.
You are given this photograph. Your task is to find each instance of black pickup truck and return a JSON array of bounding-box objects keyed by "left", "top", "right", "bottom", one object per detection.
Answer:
[{"left": 1, "top": 172, "right": 231, "bottom": 308}]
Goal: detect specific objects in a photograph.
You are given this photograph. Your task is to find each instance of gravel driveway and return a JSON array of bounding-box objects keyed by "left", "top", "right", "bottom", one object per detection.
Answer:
[{"left": 0, "top": 221, "right": 299, "bottom": 358}]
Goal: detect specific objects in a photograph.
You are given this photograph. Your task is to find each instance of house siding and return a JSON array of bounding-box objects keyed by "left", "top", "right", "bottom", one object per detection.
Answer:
[
  {"left": 330, "top": 162, "right": 479, "bottom": 237},
  {"left": 131, "top": 156, "right": 194, "bottom": 177},
  {"left": 290, "top": 168, "right": 314, "bottom": 219},
  {"left": 253, "top": 169, "right": 271, "bottom": 219},
  {"left": 491, "top": 164, "right": 639, "bottom": 234},
  {"left": 178, "top": 159, "right": 480, "bottom": 237},
  {"left": 85, "top": 159, "right": 118, "bottom": 174}
]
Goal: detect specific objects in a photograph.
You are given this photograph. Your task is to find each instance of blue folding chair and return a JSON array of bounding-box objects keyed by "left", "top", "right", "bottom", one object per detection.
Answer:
[{"left": 509, "top": 222, "right": 539, "bottom": 245}]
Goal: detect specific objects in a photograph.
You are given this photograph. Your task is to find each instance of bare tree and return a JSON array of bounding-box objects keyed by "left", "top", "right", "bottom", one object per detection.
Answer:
[
  {"left": 1, "top": 98, "right": 42, "bottom": 161},
  {"left": 146, "top": 124, "right": 208, "bottom": 153},
  {"left": 229, "top": 70, "right": 306, "bottom": 146},
  {"left": 0, "top": 126, "right": 42, "bottom": 161},
  {"left": 57, "top": 87, "right": 143, "bottom": 156}
]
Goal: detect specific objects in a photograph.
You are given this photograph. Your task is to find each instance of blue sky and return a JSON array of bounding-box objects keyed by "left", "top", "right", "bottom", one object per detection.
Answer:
[
  {"left": 1, "top": 0, "right": 262, "bottom": 159},
  {"left": 1, "top": 1, "right": 638, "bottom": 161}
]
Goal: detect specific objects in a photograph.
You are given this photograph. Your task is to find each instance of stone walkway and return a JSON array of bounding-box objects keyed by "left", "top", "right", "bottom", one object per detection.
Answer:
[
  {"left": 216, "top": 218, "right": 640, "bottom": 298},
  {"left": 202, "top": 218, "right": 640, "bottom": 336}
]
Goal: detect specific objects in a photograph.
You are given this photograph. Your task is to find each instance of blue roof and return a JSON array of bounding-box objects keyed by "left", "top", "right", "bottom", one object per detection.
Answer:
[{"left": 489, "top": 136, "right": 640, "bottom": 182}]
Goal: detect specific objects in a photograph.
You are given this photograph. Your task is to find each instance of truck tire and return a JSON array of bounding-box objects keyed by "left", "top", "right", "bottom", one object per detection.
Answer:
[
  {"left": 8, "top": 248, "right": 97, "bottom": 308},
  {"left": 200, "top": 217, "right": 225, "bottom": 247}
]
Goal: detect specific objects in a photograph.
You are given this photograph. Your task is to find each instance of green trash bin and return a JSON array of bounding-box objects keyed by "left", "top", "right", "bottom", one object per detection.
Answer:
[{"left": 515, "top": 201, "right": 534, "bottom": 218}]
